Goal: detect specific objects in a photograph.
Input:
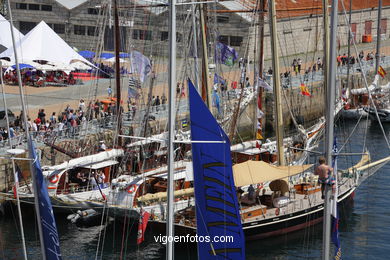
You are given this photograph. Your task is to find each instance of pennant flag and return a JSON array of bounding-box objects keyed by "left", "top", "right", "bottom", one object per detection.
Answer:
[
  {"left": 256, "top": 77, "right": 272, "bottom": 92},
  {"left": 378, "top": 66, "right": 387, "bottom": 78},
  {"left": 213, "top": 73, "right": 226, "bottom": 85},
  {"left": 130, "top": 51, "right": 151, "bottom": 82},
  {"left": 29, "top": 137, "right": 62, "bottom": 259},
  {"left": 331, "top": 138, "right": 341, "bottom": 260},
  {"left": 137, "top": 210, "right": 151, "bottom": 245},
  {"left": 189, "top": 79, "right": 245, "bottom": 260},
  {"left": 300, "top": 83, "right": 311, "bottom": 96},
  {"left": 215, "top": 42, "right": 238, "bottom": 66}
]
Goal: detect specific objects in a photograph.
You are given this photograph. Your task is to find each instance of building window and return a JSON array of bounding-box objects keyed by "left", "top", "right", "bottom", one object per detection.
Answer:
[
  {"left": 230, "top": 36, "right": 243, "bottom": 46},
  {"left": 28, "top": 4, "right": 40, "bottom": 10},
  {"left": 74, "top": 25, "right": 86, "bottom": 35},
  {"left": 53, "top": 24, "right": 65, "bottom": 34},
  {"left": 19, "top": 21, "right": 37, "bottom": 34},
  {"left": 16, "top": 3, "right": 27, "bottom": 9},
  {"left": 87, "top": 26, "right": 98, "bottom": 36},
  {"left": 41, "top": 5, "right": 52, "bottom": 11},
  {"left": 217, "top": 16, "right": 229, "bottom": 23},
  {"left": 88, "top": 8, "right": 99, "bottom": 15},
  {"left": 218, "top": 35, "right": 229, "bottom": 45},
  {"left": 133, "top": 30, "right": 152, "bottom": 40},
  {"left": 161, "top": 31, "right": 168, "bottom": 41}
]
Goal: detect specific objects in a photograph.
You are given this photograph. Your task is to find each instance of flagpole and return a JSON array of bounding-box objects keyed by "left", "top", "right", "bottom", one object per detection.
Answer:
[
  {"left": 166, "top": 0, "right": 177, "bottom": 258},
  {"left": 0, "top": 61, "right": 28, "bottom": 260},
  {"left": 7, "top": 1, "right": 47, "bottom": 258},
  {"left": 322, "top": 0, "right": 338, "bottom": 259}
]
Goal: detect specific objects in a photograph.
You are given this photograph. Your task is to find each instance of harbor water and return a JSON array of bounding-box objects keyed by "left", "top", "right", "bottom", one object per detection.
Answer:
[{"left": 0, "top": 119, "right": 390, "bottom": 259}]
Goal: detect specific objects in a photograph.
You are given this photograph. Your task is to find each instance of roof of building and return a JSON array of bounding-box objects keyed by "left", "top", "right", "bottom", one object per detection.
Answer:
[
  {"left": 220, "top": 0, "right": 390, "bottom": 22},
  {"left": 54, "top": 0, "right": 88, "bottom": 10}
]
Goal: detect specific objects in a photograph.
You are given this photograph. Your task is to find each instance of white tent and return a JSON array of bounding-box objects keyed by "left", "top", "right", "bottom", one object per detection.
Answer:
[
  {"left": 0, "top": 21, "right": 93, "bottom": 68},
  {"left": 0, "top": 14, "right": 24, "bottom": 49}
]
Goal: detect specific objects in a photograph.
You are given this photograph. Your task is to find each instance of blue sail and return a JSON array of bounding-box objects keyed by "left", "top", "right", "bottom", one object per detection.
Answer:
[
  {"left": 188, "top": 79, "right": 245, "bottom": 259},
  {"left": 29, "top": 138, "right": 62, "bottom": 259}
]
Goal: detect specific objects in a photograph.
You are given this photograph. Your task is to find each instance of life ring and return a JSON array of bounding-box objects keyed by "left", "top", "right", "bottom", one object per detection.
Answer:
[
  {"left": 126, "top": 184, "right": 137, "bottom": 194},
  {"left": 49, "top": 175, "right": 59, "bottom": 184},
  {"left": 275, "top": 208, "right": 280, "bottom": 216}
]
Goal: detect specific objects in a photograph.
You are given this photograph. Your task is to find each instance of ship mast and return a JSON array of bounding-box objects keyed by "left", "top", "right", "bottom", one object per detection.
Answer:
[
  {"left": 256, "top": 0, "right": 266, "bottom": 139},
  {"left": 113, "top": 0, "right": 122, "bottom": 146},
  {"left": 7, "top": 0, "right": 46, "bottom": 258},
  {"left": 200, "top": 3, "right": 211, "bottom": 108},
  {"left": 375, "top": 0, "right": 383, "bottom": 73},
  {"left": 268, "top": 0, "right": 285, "bottom": 166},
  {"left": 166, "top": 0, "right": 177, "bottom": 258},
  {"left": 322, "top": 0, "right": 338, "bottom": 259}
]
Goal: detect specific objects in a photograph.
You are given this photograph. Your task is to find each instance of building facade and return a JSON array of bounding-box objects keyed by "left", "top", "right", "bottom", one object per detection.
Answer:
[{"left": 2, "top": 0, "right": 389, "bottom": 61}]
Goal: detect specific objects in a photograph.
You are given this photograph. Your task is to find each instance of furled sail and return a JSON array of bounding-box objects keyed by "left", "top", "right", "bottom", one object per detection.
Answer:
[{"left": 189, "top": 79, "right": 245, "bottom": 259}]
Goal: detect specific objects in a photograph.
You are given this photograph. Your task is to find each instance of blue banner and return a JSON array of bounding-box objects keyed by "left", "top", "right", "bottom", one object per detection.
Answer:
[
  {"left": 215, "top": 42, "right": 238, "bottom": 66},
  {"left": 188, "top": 79, "right": 245, "bottom": 259},
  {"left": 29, "top": 138, "right": 62, "bottom": 260}
]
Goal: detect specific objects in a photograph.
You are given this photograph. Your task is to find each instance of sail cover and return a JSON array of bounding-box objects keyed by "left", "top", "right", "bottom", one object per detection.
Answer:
[{"left": 189, "top": 79, "right": 245, "bottom": 259}]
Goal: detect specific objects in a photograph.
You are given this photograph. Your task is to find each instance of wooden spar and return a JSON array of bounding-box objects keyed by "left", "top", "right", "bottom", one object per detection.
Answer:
[
  {"left": 114, "top": 0, "right": 122, "bottom": 146},
  {"left": 256, "top": 0, "right": 266, "bottom": 140},
  {"left": 200, "top": 3, "right": 211, "bottom": 107},
  {"left": 269, "top": 0, "right": 285, "bottom": 166}
]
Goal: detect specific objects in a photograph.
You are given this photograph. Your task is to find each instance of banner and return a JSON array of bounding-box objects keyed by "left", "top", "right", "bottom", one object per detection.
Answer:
[
  {"left": 130, "top": 51, "right": 151, "bottom": 82},
  {"left": 215, "top": 42, "right": 238, "bottom": 66},
  {"left": 189, "top": 79, "right": 245, "bottom": 259},
  {"left": 29, "top": 138, "right": 62, "bottom": 260}
]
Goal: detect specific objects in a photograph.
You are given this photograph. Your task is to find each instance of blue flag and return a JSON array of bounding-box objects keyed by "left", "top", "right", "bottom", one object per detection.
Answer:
[
  {"left": 331, "top": 138, "right": 341, "bottom": 259},
  {"left": 29, "top": 138, "right": 62, "bottom": 259},
  {"left": 213, "top": 73, "right": 226, "bottom": 85},
  {"left": 215, "top": 42, "right": 238, "bottom": 66},
  {"left": 189, "top": 79, "right": 245, "bottom": 259}
]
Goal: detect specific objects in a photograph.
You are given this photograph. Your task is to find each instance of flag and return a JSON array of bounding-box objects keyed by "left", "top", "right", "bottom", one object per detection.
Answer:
[
  {"left": 300, "top": 83, "right": 311, "bottom": 96},
  {"left": 137, "top": 210, "right": 151, "bottom": 244},
  {"left": 13, "top": 164, "right": 23, "bottom": 199},
  {"left": 212, "top": 91, "right": 221, "bottom": 114},
  {"left": 213, "top": 73, "right": 226, "bottom": 85},
  {"left": 331, "top": 138, "right": 341, "bottom": 260},
  {"left": 130, "top": 51, "right": 151, "bottom": 82},
  {"left": 29, "top": 137, "right": 62, "bottom": 259},
  {"left": 256, "top": 77, "right": 272, "bottom": 92},
  {"left": 378, "top": 66, "right": 387, "bottom": 78},
  {"left": 215, "top": 42, "right": 238, "bottom": 66}
]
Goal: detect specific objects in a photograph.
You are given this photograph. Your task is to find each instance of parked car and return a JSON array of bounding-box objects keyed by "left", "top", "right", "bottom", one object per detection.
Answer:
[{"left": 0, "top": 109, "right": 16, "bottom": 128}]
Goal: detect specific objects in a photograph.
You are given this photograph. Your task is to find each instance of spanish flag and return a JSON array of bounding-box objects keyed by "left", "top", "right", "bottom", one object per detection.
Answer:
[
  {"left": 300, "top": 83, "right": 311, "bottom": 97},
  {"left": 378, "top": 66, "right": 387, "bottom": 78}
]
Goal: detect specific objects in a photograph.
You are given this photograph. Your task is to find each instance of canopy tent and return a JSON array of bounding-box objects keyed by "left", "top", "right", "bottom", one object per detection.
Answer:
[
  {"left": 11, "top": 63, "right": 35, "bottom": 70},
  {"left": 119, "top": 53, "right": 130, "bottom": 58},
  {"left": 232, "top": 160, "right": 313, "bottom": 187},
  {"left": 0, "top": 21, "right": 93, "bottom": 68},
  {"left": 100, "top": 53, "right": 115, "bottom": 59},
  {"left": 0, "top": 14, "right": 24, "bottom": 50},
  {"left": 78, "top": 50, "right": 95, "bottom": 59},
  {"left": 105, "top": 57, "right": 127, "bottom": 63}
]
